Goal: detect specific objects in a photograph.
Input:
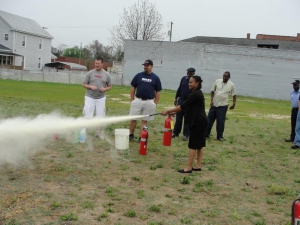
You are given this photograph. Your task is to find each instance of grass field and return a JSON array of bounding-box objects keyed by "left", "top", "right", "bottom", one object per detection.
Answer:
[{"left": 0, "top": 79, "right": 298, "bottom": 225}]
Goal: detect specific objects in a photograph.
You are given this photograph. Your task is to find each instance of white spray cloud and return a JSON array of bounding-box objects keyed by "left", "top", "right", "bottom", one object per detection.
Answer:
[{"left": 0, "top": 113, "right": 144, "bottom": 166}]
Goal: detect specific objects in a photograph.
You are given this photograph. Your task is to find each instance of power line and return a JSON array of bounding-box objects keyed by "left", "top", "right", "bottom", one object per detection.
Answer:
[{"left": 46, "top": 26, "right": 108, "bottom": 29}]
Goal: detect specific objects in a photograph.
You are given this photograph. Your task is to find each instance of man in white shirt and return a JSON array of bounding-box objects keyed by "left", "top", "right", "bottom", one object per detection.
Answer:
[{"left": 206, "top": 71, "right": 237, "bottom": 141}]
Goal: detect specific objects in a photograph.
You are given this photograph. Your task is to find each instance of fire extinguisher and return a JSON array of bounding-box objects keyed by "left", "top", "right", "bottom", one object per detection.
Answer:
[
  {"left": 291, "top": 197, "right": 300, "bottom": 224},
  {"left": 139, "top": 126, "right": 148, "bottom": 155},
  {"left": 163, "top": 114, "right": 174, "bottom": 146}
]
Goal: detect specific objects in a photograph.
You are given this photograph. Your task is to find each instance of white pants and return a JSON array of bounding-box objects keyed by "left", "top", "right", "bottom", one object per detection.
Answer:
[{"left": 83, "top": 96, "right": 106, "bottom": 118}]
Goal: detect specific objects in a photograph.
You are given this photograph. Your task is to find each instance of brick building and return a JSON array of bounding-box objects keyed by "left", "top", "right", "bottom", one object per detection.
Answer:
[{"left": 256, "top": 33, "right": 300, "bottom": 42}]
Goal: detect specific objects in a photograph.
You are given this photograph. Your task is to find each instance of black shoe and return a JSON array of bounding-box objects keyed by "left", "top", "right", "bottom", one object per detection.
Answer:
[
  {"left": 129, "top": 134, "right": 134, "bottom": 142},
  {"left": 217, "top": 138, "right": 224, "bottom": 141},
  {"left": 192, "top": 167, "right": 202, "bottom": 171},
  {"left": 177, "top": 169, "right": 192, "bottom": 173},
  {"left": 291, "top": 145, "right": 300, "bottom": 149},
  {"left": 285, "top": 139, "right": 294, "bottom": 142},
  {"left": 172, "top": 134, "right": 179, "bottom": 139}
]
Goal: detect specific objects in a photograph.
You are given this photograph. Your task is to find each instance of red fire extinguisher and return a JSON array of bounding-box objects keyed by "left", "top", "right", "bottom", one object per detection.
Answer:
[
  {"left": 163, "top": 114, "right": 174, "bottom": 146},
  {"left": 291, "top": 197, "right": 300, "bottom": 224},
  {"left": 139, "top": 126, "right": 148, "bottom": 155}
]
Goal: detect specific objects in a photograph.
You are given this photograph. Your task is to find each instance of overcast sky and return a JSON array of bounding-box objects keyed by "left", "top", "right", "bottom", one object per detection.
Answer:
[{"left": 1, "top": 0, "right": 299, "bottom": 48}]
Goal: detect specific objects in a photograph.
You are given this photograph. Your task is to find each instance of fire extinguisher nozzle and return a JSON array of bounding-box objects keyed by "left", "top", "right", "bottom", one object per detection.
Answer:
[{"left": 148, "top": 113, "right": 162, "bottom": 116}]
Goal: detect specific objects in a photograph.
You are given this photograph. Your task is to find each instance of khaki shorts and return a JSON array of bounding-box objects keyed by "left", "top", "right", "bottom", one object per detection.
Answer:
[{"left": 129, "top": 98, "right": 156, "bottom": 121}]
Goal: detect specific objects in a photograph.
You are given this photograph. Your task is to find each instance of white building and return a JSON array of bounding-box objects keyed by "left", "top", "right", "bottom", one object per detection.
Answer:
[
  {"left": 0, "top": 10, "right": 53, "bottom": 70},
  {"left": 123, "top": 40, "right": 300, "bottom": 100}
]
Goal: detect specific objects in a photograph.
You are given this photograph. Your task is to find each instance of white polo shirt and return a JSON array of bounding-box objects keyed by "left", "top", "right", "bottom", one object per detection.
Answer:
[{"left": 211, "top": 79, "right": 236, "bottom": 107}]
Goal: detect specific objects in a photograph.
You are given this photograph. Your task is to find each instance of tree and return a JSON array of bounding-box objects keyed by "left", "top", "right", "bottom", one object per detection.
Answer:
[
  {"left": 111, "top": 0, "right": 164, "bottom": 51},
  {"left": 113, "top": 45, "right": 124, "bottom": 61},
  {"left": 55, "top": 44, "right": 67, "bottom": 56},
  {"left": 87, "top": 40, "right": 103, "bottom": 59},
  {"left": 63, "top": 46, "right": 87, "bottom": 59},
  {"left": 82, "top": 47, "right": 92, "bottom": 60},
  {"left": 102, "top": 45, "right": 114, "bottom": 61},
  {"left": 86, "top": 40, "right": 114, "bottom": 61}
]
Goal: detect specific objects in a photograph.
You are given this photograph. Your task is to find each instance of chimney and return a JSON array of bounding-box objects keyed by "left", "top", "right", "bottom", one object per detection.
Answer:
[{"left": 246, "top": 33, "right": 250, "bottom": 39}]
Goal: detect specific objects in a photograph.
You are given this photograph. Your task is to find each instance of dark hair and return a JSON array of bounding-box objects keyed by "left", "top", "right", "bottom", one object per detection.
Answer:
[
  {"left": 191, "top": 75, "right": 203, "bottom": 90},
  {"left": 96, "top": 57, "right": 103, "bottom": 63},
  {"left": 224, "top": 71, "right": 230, "bottom": 77}
]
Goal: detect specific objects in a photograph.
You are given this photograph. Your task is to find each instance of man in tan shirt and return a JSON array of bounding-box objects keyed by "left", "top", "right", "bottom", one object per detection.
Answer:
[{"left": 206, "top": 71, "right": 237, "bottom": 141}]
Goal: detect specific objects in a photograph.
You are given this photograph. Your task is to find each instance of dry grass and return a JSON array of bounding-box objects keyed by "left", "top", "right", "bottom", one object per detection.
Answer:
[{"left": 0, "top": 79, "right": 297, "bottom": 225}]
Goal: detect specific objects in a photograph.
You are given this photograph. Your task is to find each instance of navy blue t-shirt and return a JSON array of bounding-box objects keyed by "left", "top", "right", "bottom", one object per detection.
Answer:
[{"left": 131, "top": 72, "right": 162, "bottom": 99}]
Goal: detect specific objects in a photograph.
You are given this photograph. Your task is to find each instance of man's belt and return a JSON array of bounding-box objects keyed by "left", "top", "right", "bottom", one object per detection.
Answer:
[{"left": 137, "top": 97, "right": 153, "bottom": 101}]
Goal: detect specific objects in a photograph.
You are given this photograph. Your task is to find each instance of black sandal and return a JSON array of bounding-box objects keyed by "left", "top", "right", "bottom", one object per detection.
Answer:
[{"left": 177, "top": 169, "right": 192, "bottom": 173}]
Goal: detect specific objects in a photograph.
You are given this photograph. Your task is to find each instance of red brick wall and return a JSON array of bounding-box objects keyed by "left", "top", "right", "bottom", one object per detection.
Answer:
[
  {"left": 256, "top": 33, "right": 300, "bottom": 42},
  {"left": 51, "top": 56, "right": 111, "bottom": 70}
]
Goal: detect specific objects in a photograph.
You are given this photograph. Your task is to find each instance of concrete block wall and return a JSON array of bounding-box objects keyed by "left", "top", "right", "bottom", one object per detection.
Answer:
[
  {"left": 0, "top": 68, "right": 123, "bottom": 86},
  {"left": 123, "top": 40, "right": 300, "bottom": 100}
]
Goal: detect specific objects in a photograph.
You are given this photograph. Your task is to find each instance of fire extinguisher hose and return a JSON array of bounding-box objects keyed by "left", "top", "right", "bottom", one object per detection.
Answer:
[{"left": 148, "top": 113, "right": 162, "bottom": 116}]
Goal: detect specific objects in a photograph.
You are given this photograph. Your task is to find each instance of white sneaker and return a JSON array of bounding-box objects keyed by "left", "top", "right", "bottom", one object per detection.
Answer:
[
  {"left": 95, "top": 131, "right": 104, "bottom": 139},
  {"left": 182, "top": 136, "right": 188, "bottom": 141},
  {"left": 95, "top": 131, "right": 101, "bottom": 137}
]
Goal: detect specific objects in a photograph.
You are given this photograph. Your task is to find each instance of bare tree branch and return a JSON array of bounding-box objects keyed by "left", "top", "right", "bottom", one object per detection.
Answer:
[{"left": 110, "top": 0, "right": 164, "bottom": 53}]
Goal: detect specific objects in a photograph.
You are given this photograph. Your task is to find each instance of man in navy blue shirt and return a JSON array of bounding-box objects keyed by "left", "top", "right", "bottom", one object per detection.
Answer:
[
  {"left": 286, "top": 80, "right": 300, "bottom": 142},
  {"left": 172, "top": 68, "right": 195, "bottom": 141},
  {"left": 129, "top": 59, "right": 162, "bottom": 142}
]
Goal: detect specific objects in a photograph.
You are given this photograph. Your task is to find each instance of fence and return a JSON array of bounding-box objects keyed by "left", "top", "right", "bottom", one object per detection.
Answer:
[{"left": 0, "top": 68, "right": 123, "bottom": 86}]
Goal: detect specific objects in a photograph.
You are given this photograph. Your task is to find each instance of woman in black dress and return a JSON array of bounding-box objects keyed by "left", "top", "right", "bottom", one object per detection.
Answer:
[{"left": 161, "top": 76, "right": 208, "bottom": 173}]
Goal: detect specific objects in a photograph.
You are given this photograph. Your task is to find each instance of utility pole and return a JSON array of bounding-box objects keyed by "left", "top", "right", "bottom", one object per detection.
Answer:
[
  {"left": 170, "top": 21, "right": 173, "bottom": 41},
  {"left": 79, "top": 42, "right": 82, "bottom": 65}
]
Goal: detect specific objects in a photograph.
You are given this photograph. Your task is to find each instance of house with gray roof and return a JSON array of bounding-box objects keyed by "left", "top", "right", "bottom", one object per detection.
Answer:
[{"left": 0, "top": 10, "right": 53, "bottom": 70}]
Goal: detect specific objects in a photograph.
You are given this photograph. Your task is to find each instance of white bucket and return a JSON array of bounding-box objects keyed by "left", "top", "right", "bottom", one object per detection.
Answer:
[{"left": 115, "top": 129, "right": 129, "bottom": 150}]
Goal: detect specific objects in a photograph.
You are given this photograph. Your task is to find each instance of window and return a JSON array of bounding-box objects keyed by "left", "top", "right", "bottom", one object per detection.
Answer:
[
  {"left": 257, "top": 44, "right": 279, "bottom": 49},
  {"left": 22, "top": 35, "right": 26, "bottom": 47},
  {"left": 38, "top": 57, "right": 42, "bottom": 69},
  {"left": 39, "top": 39, "right": 43, "bottom": 49},
  {"left": 4, "top": 34, "right": 8, "bottom": 41}
]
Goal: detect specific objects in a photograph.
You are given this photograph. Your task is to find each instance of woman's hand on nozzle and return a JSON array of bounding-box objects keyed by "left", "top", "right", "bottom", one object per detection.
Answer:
[{"left": 161, "top": 111, "right": 168, "bottom": 116}]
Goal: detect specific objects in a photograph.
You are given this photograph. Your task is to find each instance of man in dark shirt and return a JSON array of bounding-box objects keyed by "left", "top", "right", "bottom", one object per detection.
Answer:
[
  {"left": 172, "top": 68, "right": 195, "bottom": 141},
  {"left": 286, "top": 80, "right": 300, "bottom": 142},
  {"left": 129, "top": 59, "right": 162, "bottom": 142}
]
